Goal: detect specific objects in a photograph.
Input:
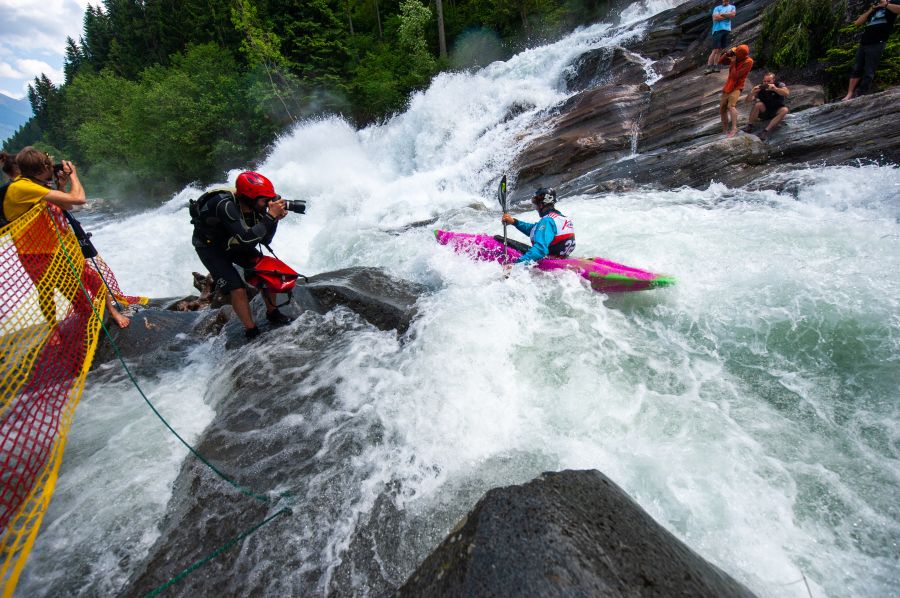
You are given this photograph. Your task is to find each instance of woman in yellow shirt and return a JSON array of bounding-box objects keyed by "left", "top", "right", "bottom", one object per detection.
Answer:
[
  {"left": 2, "top": 147, "right": 86, "bottom": 220},
  {"left": 0, "top": 148, "right": 129, "bottom": 327}
]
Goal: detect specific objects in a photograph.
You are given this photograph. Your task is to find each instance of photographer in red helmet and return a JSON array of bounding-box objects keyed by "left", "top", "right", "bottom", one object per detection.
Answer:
[{"left": 190, "top": 171, "right": 290, "bottom": 339}]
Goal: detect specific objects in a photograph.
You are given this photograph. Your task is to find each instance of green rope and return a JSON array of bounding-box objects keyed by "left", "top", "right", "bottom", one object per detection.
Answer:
[
  {"left": 143, "top": 507, "right": 293, "bottom": 598},
  {"left": 46, "top": 209, "right": 299, "bottom": 595},
  {"left": 49, "top": 211, "right": 272, "bottom": 502}
]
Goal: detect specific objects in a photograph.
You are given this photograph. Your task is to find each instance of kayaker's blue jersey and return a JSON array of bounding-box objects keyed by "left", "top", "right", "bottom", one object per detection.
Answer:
[{"left": 512, "top": 210, "right": 575, "bottom": 263}]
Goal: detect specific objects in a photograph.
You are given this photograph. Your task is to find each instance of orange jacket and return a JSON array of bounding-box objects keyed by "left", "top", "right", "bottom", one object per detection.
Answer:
[{"left": 719, "top": 45, "right": 753, "bottom": 94}]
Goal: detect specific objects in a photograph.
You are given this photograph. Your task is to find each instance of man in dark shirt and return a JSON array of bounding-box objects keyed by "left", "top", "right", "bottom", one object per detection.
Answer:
[
  {"left": 743, "top": 72, "right": 790, "bottom": 141},
  {"left": 190, "top": 171, "right": 290, "bottom": 339},
  {"left": 842, "top": 0, "right": 900, "bottom": 100}
]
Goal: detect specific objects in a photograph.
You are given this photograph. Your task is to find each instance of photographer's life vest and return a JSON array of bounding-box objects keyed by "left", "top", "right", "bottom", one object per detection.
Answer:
[{"left": 530, "top": 210, "right": 575, "bottom": 257}]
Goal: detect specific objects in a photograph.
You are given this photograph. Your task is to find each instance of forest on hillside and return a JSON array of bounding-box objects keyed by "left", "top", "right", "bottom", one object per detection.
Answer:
[{"left": 4, "top": 0, "right": 611, "bottom": 198}]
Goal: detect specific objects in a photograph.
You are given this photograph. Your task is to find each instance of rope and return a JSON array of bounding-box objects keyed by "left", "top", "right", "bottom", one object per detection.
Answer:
[
  {"left": 142, "top": 506, "right": 293, "bottom": 598},
  {"left": 50, "top": 211, "right": 277, "bottom": 503},
  {"left": 778, "top": 571, "right": 814, "bottom": 597},
  {"left": 47, "top": 209, "right": 301, "bottom": 593}
]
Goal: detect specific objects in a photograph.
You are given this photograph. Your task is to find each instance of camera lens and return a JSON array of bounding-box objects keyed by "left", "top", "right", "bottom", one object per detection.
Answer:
[{"left": 283, "top": 199, "right": 307, "bottom": 214}]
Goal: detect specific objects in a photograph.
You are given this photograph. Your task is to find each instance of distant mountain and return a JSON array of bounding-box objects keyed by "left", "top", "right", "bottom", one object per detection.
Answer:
[{"left": 0, "top": 94, "right": 32, "bottom": 145}]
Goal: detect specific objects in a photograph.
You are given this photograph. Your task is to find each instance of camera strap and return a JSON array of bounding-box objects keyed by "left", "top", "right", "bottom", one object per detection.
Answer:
[
  {"left": 260, "top": 242, "right": 309, "bottom": 285},
  {"left": 63, "top": 211, "right": 99, "bottom": 258}
]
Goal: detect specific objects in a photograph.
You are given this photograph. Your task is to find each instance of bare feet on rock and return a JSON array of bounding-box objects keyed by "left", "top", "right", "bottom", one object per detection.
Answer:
[{"left": 111, "top": 310, "right": 131, "bottom": 328}]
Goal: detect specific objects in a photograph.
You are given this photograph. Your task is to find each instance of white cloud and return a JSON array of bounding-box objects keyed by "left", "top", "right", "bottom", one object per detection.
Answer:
[
  {"left": 0, "top": 62, "right": 24, "bottom": 79},
  {"left": 0, "top": 0, "right": 89, "bottom": 56},
  {"left": 0, "top": 0, "right": 85, "bottom": 94},
  {"left": 0, "top": 89, "right": 26, "bottom": 100},
  {"left": 16, "top": 59, "right": 64, "bottom": 85}
]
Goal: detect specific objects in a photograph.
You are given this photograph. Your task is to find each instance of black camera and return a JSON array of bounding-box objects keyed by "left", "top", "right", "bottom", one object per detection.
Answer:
[
  {"left": 283, "top": 199, "right": 307, "bottom": 214},
  {"left": 53, "top": 163, "right": 65, "bottom": 175}
]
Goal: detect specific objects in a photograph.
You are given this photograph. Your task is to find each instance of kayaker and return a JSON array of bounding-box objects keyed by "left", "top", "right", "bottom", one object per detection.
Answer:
[{"left": 500, "top": 187, "right": 575, "bottom": 264}]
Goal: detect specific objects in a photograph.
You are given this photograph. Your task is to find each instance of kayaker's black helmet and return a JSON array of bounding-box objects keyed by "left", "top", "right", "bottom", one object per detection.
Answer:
[{"left": 532, "top": 187, "right": 557, "bottom": 207}]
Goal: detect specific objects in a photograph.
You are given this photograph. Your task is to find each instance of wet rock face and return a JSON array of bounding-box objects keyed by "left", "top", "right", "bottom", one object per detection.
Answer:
[
  {"left": 120, "top": 310, "right": 390, "bottom": 598},
  {"left": 564, "top": 46, "right": 649, "bottom": 92},
  {"left": 304, "top": 267, "right": 427, "bottom": 335},
  {"left": 99, "top": 267, "right": 426, "bottom": 364},
  {"left": 92, "top": 308, "right": 204, "bottom": 370},
  {"left": 114, "top": 268, "right": 428, "bottom": 597},
  {"left": 513, "top": 0, "right": 899, "bottom": 195},
  {"left": 397, "top": 470, "right": 757, "bottom": 598}
]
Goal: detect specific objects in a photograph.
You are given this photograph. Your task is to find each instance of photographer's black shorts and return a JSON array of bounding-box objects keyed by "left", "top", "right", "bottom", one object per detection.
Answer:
[
  {"left": 760, "top": 105, "right": 786, "bottom": 120},
  {"left": 711, "top": 30, "right": 730, "bottom": 49},
  {"left": 195, "top": 246, "right": 262, "bottom": 293}
]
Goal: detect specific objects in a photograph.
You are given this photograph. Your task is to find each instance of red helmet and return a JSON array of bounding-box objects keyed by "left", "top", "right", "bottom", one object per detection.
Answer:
[{"left": 236, "top": 171, "right": 277, "bottom": 199}]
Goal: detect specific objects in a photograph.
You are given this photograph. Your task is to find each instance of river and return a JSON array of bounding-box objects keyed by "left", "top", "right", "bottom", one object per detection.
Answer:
[{"left": 18, "top": 1, "right": 899, "bottom": 596}]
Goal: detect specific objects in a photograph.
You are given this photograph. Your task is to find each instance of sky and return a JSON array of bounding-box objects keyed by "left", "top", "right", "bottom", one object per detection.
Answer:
[{"left": 0, "top": 0, "right": 91, "bottom": 100}]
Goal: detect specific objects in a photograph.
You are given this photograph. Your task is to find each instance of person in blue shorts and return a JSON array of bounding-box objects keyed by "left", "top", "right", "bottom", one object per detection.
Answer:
[{"left": 706, "top": 0, "right": 736, "bottom": 73}]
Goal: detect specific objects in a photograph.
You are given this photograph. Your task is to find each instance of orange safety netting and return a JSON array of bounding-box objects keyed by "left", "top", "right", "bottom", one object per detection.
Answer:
[{"left": 0, "top": 204, "right": 146, "bottom": 597}]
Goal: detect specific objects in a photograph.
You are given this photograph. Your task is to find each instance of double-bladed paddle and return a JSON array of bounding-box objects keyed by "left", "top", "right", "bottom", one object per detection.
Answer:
[{"left": 498, "top": 174, "right": 508, "bottom": 259}]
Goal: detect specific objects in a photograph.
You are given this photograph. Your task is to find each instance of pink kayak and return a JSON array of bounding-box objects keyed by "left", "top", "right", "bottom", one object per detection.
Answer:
[{"left": 434, "top": 230, "right": 675, "bottom": 293}]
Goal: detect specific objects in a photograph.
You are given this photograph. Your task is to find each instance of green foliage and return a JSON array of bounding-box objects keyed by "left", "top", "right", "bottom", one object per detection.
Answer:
[
  {"left": 398, "top": 0, "right": 436, "bottom": 83},
  {"left": 57, "top": 44, "right": 270, "bottom": 197},
  {"left": 759, "top": 0, "right": 846, "bottom": 68},
  {"left": 10, "top": 0, "right": 612, "bottom": 200}
]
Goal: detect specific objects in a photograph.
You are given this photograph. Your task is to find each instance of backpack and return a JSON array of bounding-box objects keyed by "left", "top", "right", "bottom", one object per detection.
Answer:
[{"left": 189, "top": 189, "right": 235, "bottom": 228}]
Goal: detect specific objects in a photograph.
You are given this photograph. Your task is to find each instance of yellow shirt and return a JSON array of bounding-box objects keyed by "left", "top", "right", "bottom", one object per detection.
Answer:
[{"left": 4, "top": 176, "right": 50, "bottom": 222}]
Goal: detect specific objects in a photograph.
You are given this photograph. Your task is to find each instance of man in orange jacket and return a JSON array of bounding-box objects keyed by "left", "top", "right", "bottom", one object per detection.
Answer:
[{"left": 718, "top": 45, "right": 753, "bottom": 138}]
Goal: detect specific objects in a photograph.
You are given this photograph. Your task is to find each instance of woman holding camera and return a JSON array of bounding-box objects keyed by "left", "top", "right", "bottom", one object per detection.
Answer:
[
  {"left": 1, "top": 147, "right": 130, "bottom": 328},
  {"left": 1, "top": 147, "right": 85, "bottom": 221}
]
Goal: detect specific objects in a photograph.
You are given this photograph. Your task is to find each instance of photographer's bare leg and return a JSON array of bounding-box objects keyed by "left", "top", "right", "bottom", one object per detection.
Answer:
[
  {"left": 230, "top": 287, "right": 256, "bottom": 330},
  {"left": 720, "top": 99, "right": 730, "bottom": 134},
  {"left": 748, "top": 101, "right": 763, "bottom": 126},
  {"left": 763, "top": 106, "right": 789, "bottom": 132},
  {"left": 262, "top": 290, "right": 280, "bottom": 316}
]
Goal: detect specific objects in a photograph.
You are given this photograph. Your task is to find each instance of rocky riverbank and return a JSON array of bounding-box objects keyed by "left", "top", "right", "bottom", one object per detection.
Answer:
[{"left": 510, "top": 0, "right": 898, "bottom": 202}]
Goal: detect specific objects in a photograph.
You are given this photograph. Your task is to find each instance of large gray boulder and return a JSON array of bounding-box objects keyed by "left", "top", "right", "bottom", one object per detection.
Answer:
[
  {"left": 397, "top": 470, "right": 756, "bottom": 597},
  {"left": 117, "top": 267, "right": 427, "bottom": 597},
  {"left": 304, "top": 267, "right": 426, "bottom": 334}
]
